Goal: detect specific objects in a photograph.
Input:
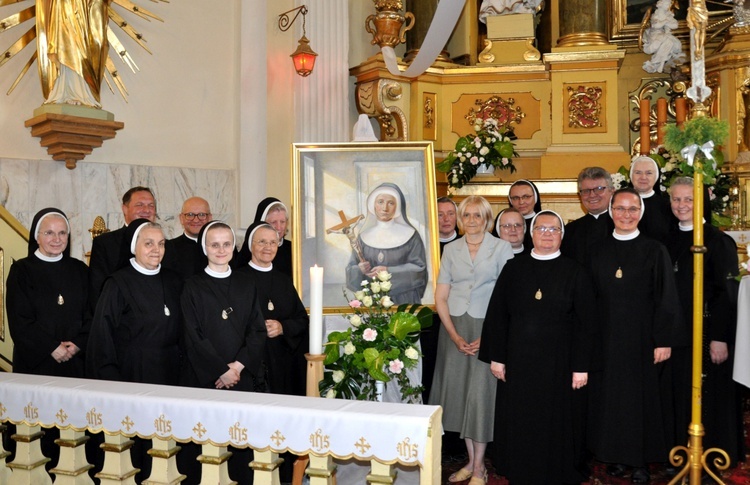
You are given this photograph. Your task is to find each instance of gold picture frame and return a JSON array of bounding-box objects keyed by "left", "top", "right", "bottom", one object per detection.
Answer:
[
  {"left": 291, "top": 142, "right": 439, "bottom": 314},
  {"left": 609, "top": 0, "right": 733, "bottom": 47}
]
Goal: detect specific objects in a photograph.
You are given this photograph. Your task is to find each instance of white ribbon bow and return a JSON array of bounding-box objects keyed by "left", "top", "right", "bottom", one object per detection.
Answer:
[{"left": 680, "top": 141, "right": 716, "bottom": 168}]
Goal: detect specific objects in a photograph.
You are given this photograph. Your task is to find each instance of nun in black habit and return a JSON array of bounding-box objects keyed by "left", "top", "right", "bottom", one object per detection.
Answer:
[
  {"left": 237, "top": 197, "right": 293, "bottom": 277},
  {"left": 86, "top": 219, "right": 183, "bottom": 385},
  {"left": 479, "top": 211, "right": 596, "bottom": 485},
  {"left": 507, "top": 179, "right": 542, "bottom": 250},
  {"left": 238, "top": 221, "right": 309, "bottom": 396},
  {"left": 630, "top": 155, "right": 675, "bottom": 244},
  {"left": 7, "top": 208, "right": 89, "bottom": 377}
]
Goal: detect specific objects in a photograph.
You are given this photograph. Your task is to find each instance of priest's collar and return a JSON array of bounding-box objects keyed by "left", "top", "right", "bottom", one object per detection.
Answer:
[
  {"left": 590, "top": 209, "right": 608, "bottom": 219},
  {"left": 638, "top": 189, "right": 656, "bottom": 198},
  {"left": 531, "top": 249, "right": 560, "bottom": 260},
  {"left": 439, "top": 231, "right": 457, "bottom": 243},
  {"left": 512, "top": 244, "right": 524, "bottom": 255},
  {"left": 130, "top": 258, "right": 161, "bottom": 275},
  {"left": 249, "top": 261, "right": 273, "bottom": 272},
  {"left": 613, "top": 229, "right": 640, "bottom": 241},
  {"left": 205, "top": 266, "right": 231, "bottom": 278},
  {"left": 185, "top": 233, "right": 198, "bottom": 242},
  {"left": 34, "top": 249, "right": 62, "bottom": 262},
  {"left": 523, "top": 211, "right": 536, "bottom": 220}
]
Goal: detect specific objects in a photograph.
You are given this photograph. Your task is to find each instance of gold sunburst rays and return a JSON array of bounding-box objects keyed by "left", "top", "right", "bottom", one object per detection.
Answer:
[{"left": 0, "top": 0, "right": 167, "bottom": 102}]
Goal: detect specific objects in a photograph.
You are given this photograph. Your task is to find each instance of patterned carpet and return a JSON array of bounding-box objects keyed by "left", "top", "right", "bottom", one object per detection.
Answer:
[{"left": 442, "top": 391, "right": 750, "bottom": 484}]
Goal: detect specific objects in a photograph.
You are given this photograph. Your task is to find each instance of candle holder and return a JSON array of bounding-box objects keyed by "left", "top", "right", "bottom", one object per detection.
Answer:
[{"left": 305, "top": 353, "right": 325, "bottom": 398}]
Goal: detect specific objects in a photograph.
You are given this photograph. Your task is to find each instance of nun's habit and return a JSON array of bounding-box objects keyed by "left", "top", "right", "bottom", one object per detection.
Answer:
[
  {"left": 508, "top": 179, "right": 542, "bottom": 249},
  {"left": 237, "top": 197, "right": 293, "bottom": 276},
  {"left": 86, "top": 219, "right": 184, "bottom": 385},
  {"left": 491, "top": 208, "right": 530, "bottom": 256},
  {"left": 630, "top": 156, "right": 675, "bottom": 243},
  {"left": 345, "top": 183, "right": 428, "bottom": 305},
  {"left": 6, "top": 208, "right": 89, "bottom": 376},
  {"left": 181, "top": 221, "right": 268, "bottom": 392},
  {"left": 239, "top": 221, "right": 309, "bottom": 396},
  {"left": 479, "top": 211, "right": 596, "bottom": 485}
]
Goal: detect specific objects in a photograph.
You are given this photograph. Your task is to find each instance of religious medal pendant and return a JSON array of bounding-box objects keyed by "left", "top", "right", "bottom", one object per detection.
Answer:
[
  {"left": 615, "top": 267, "right": 623, "bottom": 279},
  {"left": 673, "top": 262, "right": 679, "bottom": 273},
  {"left": 57, "top": 294, "right": 64, "bottom": 305},
  {"left": 535, "top": 288, "right": 542, "bottom": 300},
  {"left": 222, "top": 307, "right": 233, "bottom": 320},
  {"left": 164, "top": 305, "right": 170, "bottom": 316},
  {"left": 268, "top": 300, "right": 274, "bottom": 311},
  {"left": 378, "top": 251, "right": 384, "bottom": 263}
]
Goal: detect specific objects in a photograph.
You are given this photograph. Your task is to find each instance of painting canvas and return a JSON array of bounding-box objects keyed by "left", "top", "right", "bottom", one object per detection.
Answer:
[{"left": 291, "top": 142, "right": 439, "bottom": 313}]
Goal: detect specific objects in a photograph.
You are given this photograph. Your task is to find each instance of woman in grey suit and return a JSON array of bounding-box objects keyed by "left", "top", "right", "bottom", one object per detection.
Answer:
[{"left": 429, "top": 195, "right": 514, "bottom": 485}]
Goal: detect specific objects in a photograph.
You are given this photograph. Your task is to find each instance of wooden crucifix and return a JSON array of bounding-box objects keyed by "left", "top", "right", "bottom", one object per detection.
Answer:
[{"left": 326, "top": 210, "right": 365, "bottom": 262}]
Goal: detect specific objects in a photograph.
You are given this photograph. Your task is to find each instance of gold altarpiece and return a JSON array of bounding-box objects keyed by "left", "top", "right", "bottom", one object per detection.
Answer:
[{"left": 351, "top": 0, "right": 750, "bottom": 229}]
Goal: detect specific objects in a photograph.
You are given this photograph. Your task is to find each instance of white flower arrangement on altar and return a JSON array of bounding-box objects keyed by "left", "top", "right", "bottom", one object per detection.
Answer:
[{"left": 319, "top": 271, "right": 433, "bottom": 403}]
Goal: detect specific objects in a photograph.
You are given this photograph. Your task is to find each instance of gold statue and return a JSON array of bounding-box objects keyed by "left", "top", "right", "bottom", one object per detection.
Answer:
[
  {"left": 37, "top": 0, "right": 110, "bottom": 107},
  {"left": 687, "top": 0, "right": 709, "bottom": 60}
]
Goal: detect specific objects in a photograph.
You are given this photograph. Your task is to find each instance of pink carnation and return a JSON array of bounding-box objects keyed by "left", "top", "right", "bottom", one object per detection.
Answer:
[
  {"left": 349, "top": 299, "right": 362, "bottom": 308},
  {"left": 388, "top": 359, "right": 404, "bottom": 374},
  {"left": 470, "top": 156, "right": 479, "bottom": 165},
  {"left": 363, "top": 328, "right": 378, "bottom": 342}
]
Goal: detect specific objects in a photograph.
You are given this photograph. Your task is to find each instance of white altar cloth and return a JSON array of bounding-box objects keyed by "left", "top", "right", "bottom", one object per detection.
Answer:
[
  {"left": 734, "top": 276, "right": 750, "bottom": 388},
  {"left": 0, "top": 373, "right": 441, "bottom": 466}
]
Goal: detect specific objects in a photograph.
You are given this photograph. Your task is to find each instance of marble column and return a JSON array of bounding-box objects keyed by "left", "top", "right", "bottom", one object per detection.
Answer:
[
  {"left": 295, "top": 0, "right": 351, "bottom": 143},
  {"left": 557, "top": 0, "right": 608, "bottom": 46}
]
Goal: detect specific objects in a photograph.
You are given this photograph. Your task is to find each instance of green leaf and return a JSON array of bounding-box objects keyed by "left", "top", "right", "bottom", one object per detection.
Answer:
[
  {"left": 323, "top": 341, "right": 341, "bottom": 365},
  {"left": 388, "top": 312, "right": 421, "bottom": 340},
  {"left": 496, "top": 141, "right": 514, "bottom": 159},
  {"left": 436, "top": 158, "right": 454, "bottom": 173},
  {"left": 362, "top": 347, "right": 379, "bottom": 366}
]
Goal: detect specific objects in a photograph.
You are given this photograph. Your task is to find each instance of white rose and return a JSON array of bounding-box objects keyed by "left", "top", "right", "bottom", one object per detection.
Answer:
[
  {"left": 349, "top": 315, "right": 362, "bottom": 327},
  {"left": 360, "top": 280, "right": 369, "bottom": 287},
  {"left": 405, "top": 347, "right": 419, "bottom": 360},
  {"left": 479, "top": 146, "right": 489, "bottom": 156},
  {"left": 332, "top": 370, "right": 345, "bottom": 383},
  {"left": 362, "top": 296, "right": 373, "bottom": 307},
  {"left": 377, "top": 271, "right": 392, "bottom": 282},
  {"left": 370, "top": 282, "right": 381, "bottom": 293},
  {"left": 381, "top": 296, "right": 394, "bottom": 309},
  {"left": 380, "top": 281, "right": 392, "bottom": 292},
  {"left": 354, "top": 291, "right": 365, "bottom": 300},
  {"left": 452, "top": 175, "right": 459, "bottom": 184},
  {"left": 344, "top": 342, "right": 356, "bottom": 355},
  {"left": 325, "top": 389, "right": 336, "bottom": 399}
]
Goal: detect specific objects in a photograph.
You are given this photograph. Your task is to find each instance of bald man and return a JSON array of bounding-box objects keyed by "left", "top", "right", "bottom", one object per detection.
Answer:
[{"left": 163, "top": 197, "right": 213, "bottom": 279}]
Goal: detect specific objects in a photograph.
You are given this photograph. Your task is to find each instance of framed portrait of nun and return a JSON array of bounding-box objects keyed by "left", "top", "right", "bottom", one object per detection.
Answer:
[{"left": 291, "top": 142, "right": 439, "bottom": 313}]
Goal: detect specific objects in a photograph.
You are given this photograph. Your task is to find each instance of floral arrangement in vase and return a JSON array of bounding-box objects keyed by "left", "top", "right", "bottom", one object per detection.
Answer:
[
  {"left": 319, "top": 271, "right": 432, "bottom": 403},
  {"left": 437, "top": 117, "right": 518, "bottom": 191}
]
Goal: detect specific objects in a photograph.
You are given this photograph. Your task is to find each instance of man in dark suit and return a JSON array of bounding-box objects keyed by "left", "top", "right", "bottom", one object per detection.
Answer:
[{"left": 163, "top": 197, "right": 213, "bottom": 279}]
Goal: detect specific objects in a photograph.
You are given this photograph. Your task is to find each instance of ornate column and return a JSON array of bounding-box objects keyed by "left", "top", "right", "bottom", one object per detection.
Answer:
[
  {"left": 196, "top": 445, "right": 234, "bottom": 485},
  {"left": 49, "top": 429, "right": 94, "bottom": 484},
  {"left": 144, "top": 438, "right": 184, "bottom": 484},
  {"left": 557, "top": 0, "right": 608, "bottom": 47},
  {"left": 7, "top": 424, "right": 52, "bottom": 484},
  {"left": 404, "top": 0, "right": 450, "bottom": 62}
]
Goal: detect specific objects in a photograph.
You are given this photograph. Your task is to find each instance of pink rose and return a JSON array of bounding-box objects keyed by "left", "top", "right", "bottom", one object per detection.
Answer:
[
  {"left": 349, "top": 299, "right": 362, "bottom": 308},
  {"left": 470, "top": 156, "right": 479, "bottom": 165},
  {"left": 388, "top": 359, "right": 404, "bottom": 374},
  {"left": 363, "top": 328, "right": 378, "bottom": 342}
]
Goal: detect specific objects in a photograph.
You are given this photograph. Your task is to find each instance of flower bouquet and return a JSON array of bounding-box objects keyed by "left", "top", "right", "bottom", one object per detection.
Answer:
[
  {"left": 319, "top": 271, "right": 433, "bottom": 403},
  {"left": 436, "top": 117, "right": 518, "bottom": 191}
]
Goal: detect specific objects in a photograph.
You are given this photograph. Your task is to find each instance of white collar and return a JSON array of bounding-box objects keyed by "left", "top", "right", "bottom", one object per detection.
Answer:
[
  {"left": 679, "top": 217, "right": 706, "bottom": 231},
  {"left": 130, "top": 257, "right": 160, "bottom": 275},
  {"left": 590, "top": 209, "right": 608, "bottom": 219},
  {"left": 205, "top": 266, "right": 231, "bottom": 278},
  {"left": 613, "top": 229, "right": 640, "bottom": 241},
  {"left": 639, "top": 190, "right": 656, "bottom": 198},
  {"left": 34, "top": 249, "right": 63, "bottom": 262},
  {"left": 512, "top": 244, "right": 524, "bottom": 254},
  {"left": 185, "top": 233, "right": 198, "bottom": 242},
  {"left": 531, "top": 249, "right": 561, "bottom": 260},
  {"left": 249, "top": 261, "right": 272, "bottom": 272},
  {"left": 439, "top": 231, "right": 457, "bottom": 243},
  {"left": 523, "top": 211, "right": 536, "bottom": 220}
]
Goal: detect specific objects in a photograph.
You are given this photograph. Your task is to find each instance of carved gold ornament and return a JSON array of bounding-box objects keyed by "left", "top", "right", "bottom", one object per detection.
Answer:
[
  {"left": 567, "top": 85, "right": 603, "bottom": 129},
  {"left": 465, "top": 96, "right": 525, "bottom": 133}
]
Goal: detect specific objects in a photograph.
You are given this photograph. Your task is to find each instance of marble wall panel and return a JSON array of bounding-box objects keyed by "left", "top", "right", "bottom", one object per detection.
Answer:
[{"left": 0, "top": 158, "right": 237, "bottom": 262}]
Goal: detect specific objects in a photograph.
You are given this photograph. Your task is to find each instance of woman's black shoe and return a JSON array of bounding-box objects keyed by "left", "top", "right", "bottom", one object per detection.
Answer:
[
  {"left": 606, "top": 464, "right": 627, "bottom": 477},
  {"left": 631, "top": 467, "right": 650, "bottom": 483}
]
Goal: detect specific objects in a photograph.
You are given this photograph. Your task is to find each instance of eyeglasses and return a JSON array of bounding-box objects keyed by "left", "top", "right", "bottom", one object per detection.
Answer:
[
  {"left": 499, "top": 223, "right": 523, "bottom": 231},
  {"left": 182, "top": 212, "right": 211, "bottom": 221},
  {"left": 253, "top": 239, "right": 280, "bottom": 248},
  {"left": 509, "top": 194, "right": 533, "bottom": 203},
  {"left": 41, "top": 230, "right": 68, "bottom": 238},
  {"left": 579, "top": 186, "right": 610, "bottom": 196},
  {"left": 531, "top": 226, "right": 562, "bottom": 234},
  {"left": 612, "top": 206, "right": 641, "bottom": 215}
]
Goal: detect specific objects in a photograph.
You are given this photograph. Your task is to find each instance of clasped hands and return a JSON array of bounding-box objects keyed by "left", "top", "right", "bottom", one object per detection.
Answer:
[
  {"left": 215, "top": 361, "right": 245, "bottom": 389},
  {"left": 452, "top": 336, "right": 480, "bottom": 356},
  {"left": 51, "top": 341, "right": 79, "bottom": 363},
  {"left": 358, "top": 261, "right": 387, "bottom": 279}
]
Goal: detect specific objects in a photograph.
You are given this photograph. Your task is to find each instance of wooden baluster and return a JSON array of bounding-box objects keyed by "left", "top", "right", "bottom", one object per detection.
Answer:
[
  {"left": 307, "top": 454, "right": 336, "bottom": 485},
  {"left": 7, "top": 424, "right": 52, "bottom": 485},
  {"left": 49, "top": 429, "right": 94, "bottom": 484},
  {"left": 143, "top": 438, "right": 184, "bottom": 484},
  {"left": 96, "top": 434, "right": 138, "bottom": 485},
  {"left": 0, "top": 424, "right": 12, "bottom": 483},
  {"left": 367, "top": 460, "right": 396, "bottom": 484},
  {"left": 250, "top": 449, "right": 283, "bottom": 485},
  {"left": 421, "top": 407, "right": 442, "bottom": 485},
  {"left": 197, "top": 444, "right": 235, "bottom": 485}
]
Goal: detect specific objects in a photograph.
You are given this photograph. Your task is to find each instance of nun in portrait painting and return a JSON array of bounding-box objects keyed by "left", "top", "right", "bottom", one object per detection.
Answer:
[{"left": 345, "top": 182, "right": 428, "bottom": 305}]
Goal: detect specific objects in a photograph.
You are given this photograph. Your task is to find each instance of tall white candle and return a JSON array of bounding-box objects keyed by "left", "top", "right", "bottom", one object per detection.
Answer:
[{"left": 309, "top": 265, "right": 324, "bottom": 354}]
